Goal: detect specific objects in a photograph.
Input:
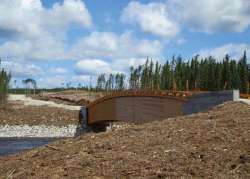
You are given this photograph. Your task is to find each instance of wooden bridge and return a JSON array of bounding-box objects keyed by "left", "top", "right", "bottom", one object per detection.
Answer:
[
  {"left": 78, "top": 90, "right": 238, "bottom": 129},
  {"left": 80, "top": 90, "right": 193, "bottom": 126}
]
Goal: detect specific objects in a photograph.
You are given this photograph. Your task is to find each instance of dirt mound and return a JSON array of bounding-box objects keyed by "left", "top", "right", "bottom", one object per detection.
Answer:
[{"left": 0, "top": 102, "right": 250, "bottom": 178}]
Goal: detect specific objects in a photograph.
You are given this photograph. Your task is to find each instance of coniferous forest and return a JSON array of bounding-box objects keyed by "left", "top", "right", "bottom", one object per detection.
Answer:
[{"left": 96, "top": 51, "right": 249, "bottom": 93}]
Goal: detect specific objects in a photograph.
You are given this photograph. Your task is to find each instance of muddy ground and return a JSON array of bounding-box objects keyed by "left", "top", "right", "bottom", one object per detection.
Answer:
[
  {"left": 0, "top": 102, "right": 79, "bottom": 126},
  {"left": 0, "top": 102, "right": 249, "bottom": 178}
]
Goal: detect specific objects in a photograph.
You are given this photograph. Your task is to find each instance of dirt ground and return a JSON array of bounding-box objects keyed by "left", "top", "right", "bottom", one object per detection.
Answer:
[
  {"left": 0, "top": 101, "right": 249, "bottom": 178},
  {"left": 0, "top": 102, "right": 79, "bottom": 126},
  {"left": 35, "top": 90, "right": 103, "bottom": 106}
]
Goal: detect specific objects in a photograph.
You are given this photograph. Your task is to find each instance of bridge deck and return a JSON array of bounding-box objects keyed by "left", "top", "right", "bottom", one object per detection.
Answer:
[{"left": 86, "top": 90, "right": 192, "bottom": 125}]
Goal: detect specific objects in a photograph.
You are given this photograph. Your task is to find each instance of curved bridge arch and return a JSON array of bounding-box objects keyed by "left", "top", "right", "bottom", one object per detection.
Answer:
[{"left": 86, "top": 90, "right": 191, "bottom": 125}]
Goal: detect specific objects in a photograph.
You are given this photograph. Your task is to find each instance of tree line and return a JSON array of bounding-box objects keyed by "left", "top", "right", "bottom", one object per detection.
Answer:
[
  {"left": 96, "top": 73, "right": 126, "bottom": 91},
  {"left": 96, "top": 51, "right": 249, "bottom": 93}
]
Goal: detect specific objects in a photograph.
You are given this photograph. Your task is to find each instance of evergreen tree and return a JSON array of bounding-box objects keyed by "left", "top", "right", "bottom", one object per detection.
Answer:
[
  {"left": 129, "top": 67, "right": 136, "bottom": 89},
  {"left": 199, "top": 59, "right": 208, "bottom": 90},
  {"left": 238, "top": 51, "right": 248, "bottom": 93},
  {"left": 96, "top": 74, "right": 106, "bottom": 90},
  {"left": 190, "top": 55, "right": 200, "bottom": 90},
  {"left": 230, "top": 60, "right": 240, "bottom": 89},
  {"left": 160, "top": 61, "right": 171, "bottom": 90},
  {"left": 0, "top": 59, "right": 11, "bottom": 105},
  {"left": 105, "top": 74, "right": 115, "bottom": 91},
  {"left": 222, "top": 54, "right": 231, "bottom": 90},
  {"left": 153, "top": 61, "right": 161, "bottom": 89},
  {"left": 148, "top": 60, "right": 154, "bottom": 89},
  {"left": 214, "top": 62, "right": 222, "bottom": 90},
  {"left": 141, "top": 57, "right": 149, "bottom": 89},
  {"left": 115, "top": 73, "right": 125, "bottom": 90},
  {"left": 107, "top": 52, "right": 249, "bottom": 93}
]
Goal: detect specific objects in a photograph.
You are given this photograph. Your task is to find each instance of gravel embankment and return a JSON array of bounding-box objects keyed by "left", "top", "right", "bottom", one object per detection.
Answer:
[{"left": 0, "top": 125, "right": 79, "bottom": 137}]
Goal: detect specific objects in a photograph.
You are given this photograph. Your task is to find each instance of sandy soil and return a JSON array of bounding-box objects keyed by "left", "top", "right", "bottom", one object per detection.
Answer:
[
  {"left": 239, "top": 98, "right": 250, "bottom": 105},
  {"left": 0, "top": 95, "right": 80, "bottom": 126},
  {"left": 0, "top": 102, "right": 249, "bottom": 178},
  {"left": 0, "top": 105, "right": 79, "bottom": 126},
  {"left": 35, "top": 90, "right": 103, "bottom": 106},
  {"left": 8, "top": 95, "right": 81, "bottom": 111}
]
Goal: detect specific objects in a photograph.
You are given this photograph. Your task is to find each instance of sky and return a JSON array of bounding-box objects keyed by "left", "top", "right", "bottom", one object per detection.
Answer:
[{"left": 0, "top": 0, "right": 249, "bottom": 88}]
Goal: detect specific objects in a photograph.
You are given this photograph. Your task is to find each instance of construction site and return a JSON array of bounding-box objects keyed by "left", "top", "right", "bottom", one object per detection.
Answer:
[
  {"left": 0, "top": 89, "right": 249, "bottom": 178},
  {"left": 0, "top": 0, "right": 250, "bottom": 178}
]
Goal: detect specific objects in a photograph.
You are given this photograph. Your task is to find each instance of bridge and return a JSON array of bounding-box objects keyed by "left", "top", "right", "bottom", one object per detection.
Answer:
[{"left": 79, "top": 90, "right": 239, "bottom": 128}]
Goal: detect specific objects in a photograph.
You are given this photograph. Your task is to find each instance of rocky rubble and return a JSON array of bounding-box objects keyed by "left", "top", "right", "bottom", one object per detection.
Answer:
[{"left": 0, "top": 125, "right": 79, "bottom": 137}]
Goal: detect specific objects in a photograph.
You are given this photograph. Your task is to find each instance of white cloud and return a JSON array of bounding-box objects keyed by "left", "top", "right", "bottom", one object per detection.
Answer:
[
  {"left": 175, "top": 38, "right": 187, "bottom": 45},
  {"left": 197, "top": 43, "right": 250, "bottom": 60},
  {"left": 71, "top": 75, "right": 93, "bottom": 87},
  {"left": 0, "top": 0, "right": 164, "bottom": 63},
  {"left": 70, "top": 31, "right": 163, "bottom": 59},
  {"left": 47, "top": 0, "right": 92, "bottom": 30},
  {"left": 37, "top": 75, "right": 67, "bottom": 88},
  {"left": 110, "top": 57, "right": 152, "bottom": 74},
  {"left": 0, "top": 0, "right": 165, "bottom": 89},
  {"left": 74, "top": 59, "right": 112, "bottom": 75},
  {"left": 71, "top": 75, "right": 90, "bottom": 83},
  {"left": 74, "top": 57, "right": 158, "bottom": 78},
  {"left": 0, "top": 36, "right": 66, "bottom": 61},
  {"left": 0, "top": 0, "right": 92, "bottom": 39},
  {"left": 0, "top": 1, "right": 164, "bottom": 62},
  {"left": 1, "top": 61, "right": 44, "bottom": 77},
  {"left": 0, "top": 0, "right": 92, "bottom": 61},
  {"left": 169, "top": 0, "right": 250, "bottom": 33},
  {"left": 48, "top": 67, "right": 68, "bottom": 74},
  {"left": 121, "top": 1, "right": 179, "bottom": 38},
  {"left": 121, "top": 0, "right": 250, "bottom": 35}
]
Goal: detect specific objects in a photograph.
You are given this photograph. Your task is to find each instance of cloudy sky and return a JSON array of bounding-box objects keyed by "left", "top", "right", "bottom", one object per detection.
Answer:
[{"left": 0, "top": 0, "right": 249, "bottom": 88}]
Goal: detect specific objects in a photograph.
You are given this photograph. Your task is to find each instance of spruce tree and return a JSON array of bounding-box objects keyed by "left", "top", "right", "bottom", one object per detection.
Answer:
[
  {"left": 207, "top": 57, "right": 216, "bottom": 91},
  {"left": 230, "top": 60, "right": 240, "bottom": 89},
  {"left": 238, "top": 51, "right": 248, "bottom": 93},
  {"left": 160, "top": 61, "right": 171, "bottom": 90},
  {"left": 153, "top": 61, "right": 161, "bottom": 89},
  {"left": 190, "top": 55, "right": 200, "bottom": 90}
]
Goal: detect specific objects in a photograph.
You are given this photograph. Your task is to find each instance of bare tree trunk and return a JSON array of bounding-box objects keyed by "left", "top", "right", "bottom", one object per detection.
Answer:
[{"left": 186, "top": 80, "right": 189, "bottom": 91}]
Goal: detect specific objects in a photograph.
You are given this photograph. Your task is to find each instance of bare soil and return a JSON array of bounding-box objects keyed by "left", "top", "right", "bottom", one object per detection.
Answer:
[
  {"left": 35, "top": 90, "right": 103, "bottom": 106},
  {"left": 0, "top": 102, "right": 250, "bottom": 178},
  {"left": 0, "top": 102, "right": 79, "bottom": 126}
]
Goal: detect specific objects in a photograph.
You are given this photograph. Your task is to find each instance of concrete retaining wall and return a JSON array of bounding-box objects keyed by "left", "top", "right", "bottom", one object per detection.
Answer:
[
  {"left": 182, "top": 90, "right": 239, "bottom": 115},
  {"left": 0, "top": 125, "right": 83, "bottom": 137}
]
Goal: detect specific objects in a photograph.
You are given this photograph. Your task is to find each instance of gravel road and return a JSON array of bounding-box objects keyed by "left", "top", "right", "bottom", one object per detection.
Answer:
[{"left": 8, "top": 95, "right": 81, "bottom": 111}]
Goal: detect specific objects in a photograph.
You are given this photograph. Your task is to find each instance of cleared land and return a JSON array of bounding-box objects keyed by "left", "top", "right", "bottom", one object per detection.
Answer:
[
  {"left": 0, "top": 95, "right": 79, "bottom": 126},
  {"left": 34, "top": 90, "right": 103, "bottom": 106},
  {"left": 0, "top": 102, "right": 249, "bottom": 178},
  {"left": 8, "top": 94, "right": 81, "bottom": 110}
]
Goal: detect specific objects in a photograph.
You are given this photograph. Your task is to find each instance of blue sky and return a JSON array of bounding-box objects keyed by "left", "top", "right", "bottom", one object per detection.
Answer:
[{"left": 0, "top": 0, "right": 249, "bottom": 88}]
